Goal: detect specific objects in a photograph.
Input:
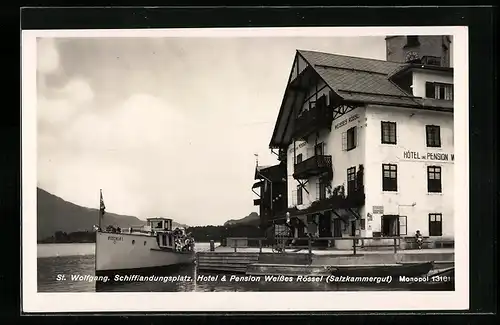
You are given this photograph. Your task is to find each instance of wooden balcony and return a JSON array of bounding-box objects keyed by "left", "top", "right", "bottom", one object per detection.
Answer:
[
  {"left": 293, "top": 155, "right": 333, "bottom": 180},
  {"left": 292, "top": 103, "right": 333, "bottom": 140}
]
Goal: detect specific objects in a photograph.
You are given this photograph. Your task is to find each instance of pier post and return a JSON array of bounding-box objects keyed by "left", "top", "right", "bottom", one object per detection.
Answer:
[
  {"left": 234, "top": 240, "right": 237, "bottom": 252},
  {"left": 209, "top": 240, "right": 215, "bottom": 252},
  {"left": 259, "top": 239, "right": 262, "bottom": 253},
  {"left": 352, "top": 238, "right": 357, "bottom": 255},
  {"left": 393, "top": 238, "right": 398, "bottom": 253}
]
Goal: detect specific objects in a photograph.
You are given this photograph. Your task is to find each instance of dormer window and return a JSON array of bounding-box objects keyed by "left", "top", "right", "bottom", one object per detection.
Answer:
[
  {"left": 425, "top": 82, "right": 453, "bottom": 100},
  {"left": 405, "top": 36, "right": 420, "bottom": 47}
]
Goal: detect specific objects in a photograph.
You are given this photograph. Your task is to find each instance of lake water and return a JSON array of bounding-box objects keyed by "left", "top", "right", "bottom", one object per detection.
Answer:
[{"left": 37, "top": 243, "right": 450, "bottom": 292}]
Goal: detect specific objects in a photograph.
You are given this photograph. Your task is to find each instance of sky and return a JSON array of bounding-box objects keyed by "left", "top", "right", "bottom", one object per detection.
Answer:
[{"left": 37, "top": 35, "right": 387, "bottom": 226}]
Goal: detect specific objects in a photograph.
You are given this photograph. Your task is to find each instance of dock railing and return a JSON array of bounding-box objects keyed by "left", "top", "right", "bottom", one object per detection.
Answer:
[{"left": 225, "top": 236, "right": 433, "bottom": 255}]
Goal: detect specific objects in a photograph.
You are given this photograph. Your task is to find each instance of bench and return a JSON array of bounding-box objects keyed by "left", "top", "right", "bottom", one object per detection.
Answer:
[
  {"left": 401, "top": 236, "right": 432, "bottom": 249},
  {"left": 433, "top": 239, "right": 454, "bottom": 248}
]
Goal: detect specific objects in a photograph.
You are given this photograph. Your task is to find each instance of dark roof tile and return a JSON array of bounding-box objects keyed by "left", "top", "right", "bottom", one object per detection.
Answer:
[{"left": 297, "top": 49, "right": 419, "bottom": 105}]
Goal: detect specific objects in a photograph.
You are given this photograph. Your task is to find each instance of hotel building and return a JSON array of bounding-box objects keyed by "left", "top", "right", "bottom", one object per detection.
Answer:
[{"left": 254, "top": 35, "right": 454, "bottom": 248}]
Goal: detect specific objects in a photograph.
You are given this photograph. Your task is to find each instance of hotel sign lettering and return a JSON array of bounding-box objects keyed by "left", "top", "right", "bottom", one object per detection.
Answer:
[
  {"left": 334, "top": 114, "right": 360, "bottom": 129},
  {"left": 288, "top": 141, "right": 307, "bottom": 153},
  {"left": 402, "top": 150, "right": 454, "bottom": 162}
]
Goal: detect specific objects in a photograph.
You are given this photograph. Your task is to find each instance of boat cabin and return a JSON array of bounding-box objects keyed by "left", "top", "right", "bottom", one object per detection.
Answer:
[
  {"left": 147, "top": 217, "right": 178, "bottom": 249},
  {"left": 146, "top": 217, "right": 173, "bottom": 232}
]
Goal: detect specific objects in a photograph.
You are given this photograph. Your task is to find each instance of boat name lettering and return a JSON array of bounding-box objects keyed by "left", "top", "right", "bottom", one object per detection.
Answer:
[{"left": 108, "top": 236, "right": 124, "bottom": 241}]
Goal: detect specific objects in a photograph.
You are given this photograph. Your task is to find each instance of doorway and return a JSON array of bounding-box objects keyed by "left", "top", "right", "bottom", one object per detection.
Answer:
[
  {"left": 318, "top": 212, "right": 332, "bottom": 237},
  {"left": 381, "top": 215, "right": 400, "bottom": 236},
  {"left": 350, "top": 220, "right": 356, "bottom": 236},
  {"left": 333, "top": 218, "right": 343, "bottom": 238}
]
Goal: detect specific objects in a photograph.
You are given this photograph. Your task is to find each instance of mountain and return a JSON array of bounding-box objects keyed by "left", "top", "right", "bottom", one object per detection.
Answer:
[
  {"left": 223, "top": 212, "right": 259, "bottom": 227},
  {"left": 37, "top": 188, "right": 186, "bottom": 240}
]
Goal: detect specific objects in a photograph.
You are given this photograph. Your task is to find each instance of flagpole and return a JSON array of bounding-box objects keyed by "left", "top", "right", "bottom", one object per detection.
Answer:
[{"left": 98, "top": 189, "right": 102, "bottom": 229}]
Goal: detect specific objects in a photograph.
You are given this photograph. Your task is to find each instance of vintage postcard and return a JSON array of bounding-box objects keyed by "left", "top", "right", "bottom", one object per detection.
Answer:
[{"left": 22, "top": 26, "right": 469, "bottom": 312}]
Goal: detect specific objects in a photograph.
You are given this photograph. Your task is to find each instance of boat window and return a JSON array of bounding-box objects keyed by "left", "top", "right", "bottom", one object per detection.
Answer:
[
  {"left": 144, "top": 241, "right": 147, "bottom": 246},
  {"left": 132, "top": 240, "right": 135, "bottom": 245}
]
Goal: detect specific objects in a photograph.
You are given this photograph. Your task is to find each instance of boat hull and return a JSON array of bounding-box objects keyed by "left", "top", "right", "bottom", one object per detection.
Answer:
[
  {"left": 330, "top": 262, "right": 435, "bottom": 278},
  {"left": 95, "top": 231, "right": 194, "bottom": 274}
]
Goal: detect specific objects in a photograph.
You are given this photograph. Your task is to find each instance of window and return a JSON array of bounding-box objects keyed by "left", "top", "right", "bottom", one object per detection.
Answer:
[
  {"left": 425, "top": 82, "right": 453, "bottom": 100},
  {"left": 317, "top": 181, "right": 328, "bottom": 200},
  {"left": 296, "top": 185, "right": 303, "bottom": 205},
  {"left": 347, "top": 167, "right": 357, "bottom": 194},
  {"left": 406, "top": 36, "right": 420, "bottom": 47},
  {"left": 426, "top": 125, "right": 441, "bottom": 147},
  {"left": 314, "top": 142, "right": 324, "bottom": 156},
  {"left": 381, "top": 121, "right": 397, "bottom": 144},
  {"left": 399, "top": 216, "right": 407, "bottom": 236},
  {"left": 360, "top": 219, "right": 366, "bottom": 230},
  {"left": 346, "top": 126, "right": 357, "bottom": 151},
  {"left": 429, "top": 213, "right": 443, "bottom": 236},
  {"left": 296, "top": 153, "right": 303, "bottom": 164},
  {"left": 382, "top": 164, "right": 398, "bottom": 191},
  {"left": 427, "top": 166, "right": 442, "bottom": 193}
]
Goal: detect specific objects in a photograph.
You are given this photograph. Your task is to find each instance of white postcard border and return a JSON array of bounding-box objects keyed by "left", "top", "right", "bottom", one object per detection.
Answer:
[{"left": 22, "top": 26, "right": 469, "bottom": 312}]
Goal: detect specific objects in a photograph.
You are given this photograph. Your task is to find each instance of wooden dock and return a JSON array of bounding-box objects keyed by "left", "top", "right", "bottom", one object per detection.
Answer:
[
  {"left": 196, "top": 236, "right": 455, "bottom": 275},
  {"left": 196, "top": 252, "right": 260, "bottom": 273}
]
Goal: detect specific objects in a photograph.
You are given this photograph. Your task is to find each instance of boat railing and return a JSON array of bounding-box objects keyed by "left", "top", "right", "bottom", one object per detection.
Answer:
[{"left": 224, "top": 236, "right": 437, "bottom": 255}]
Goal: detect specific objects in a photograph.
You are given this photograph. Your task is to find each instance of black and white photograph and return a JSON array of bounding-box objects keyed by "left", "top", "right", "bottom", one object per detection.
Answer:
[{"left": 22, "top": 26, "right": 469, "bottom": 312}]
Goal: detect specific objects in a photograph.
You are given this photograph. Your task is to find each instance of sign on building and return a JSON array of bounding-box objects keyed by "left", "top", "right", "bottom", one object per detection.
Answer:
[
  {"left": 402, "top": 150, "right": 454, "bottom": 163},
  {"left": 372, "top": 206, "right": 384, "bottom": 214}
]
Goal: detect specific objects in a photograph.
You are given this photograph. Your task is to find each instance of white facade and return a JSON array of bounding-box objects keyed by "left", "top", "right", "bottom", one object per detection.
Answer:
[
  {"left": 287, "top": 106, "right": 366, "bottom": 208},
  {"left": 412, "top": 69, "right": 454, "bottom": 98},
  {"left": 364, "top": 104, "right": 454, "bottom": 239},
  {"left": 285, "top": 70, "right": 454, "bottom": 245}
]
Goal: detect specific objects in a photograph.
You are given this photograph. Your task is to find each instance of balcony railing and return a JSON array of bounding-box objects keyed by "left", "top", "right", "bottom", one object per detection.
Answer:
[
  {"left": 293, "top": 104, "right": 334, "bottom": 140},
  {"left": 293, "top": 155, "right": 333, "bottom": 180}
]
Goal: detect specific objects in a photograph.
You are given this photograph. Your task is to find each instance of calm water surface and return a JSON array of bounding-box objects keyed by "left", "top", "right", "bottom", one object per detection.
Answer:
[{"left": 37, "top": 243, "right": 442, "bottom": 292}]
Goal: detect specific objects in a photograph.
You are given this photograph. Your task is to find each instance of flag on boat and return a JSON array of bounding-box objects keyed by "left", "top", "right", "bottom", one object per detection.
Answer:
[{"left": 100, "top": 189, "right": 106, "bottom": 217}]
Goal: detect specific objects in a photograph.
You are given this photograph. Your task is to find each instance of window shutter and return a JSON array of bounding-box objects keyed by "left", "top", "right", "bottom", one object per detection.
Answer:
[
  {"left": 425, "top": 82, "right": 435, "bottom": 98},
  {"left": 342, "top": 132, "right": 347, "bottom": 151}
]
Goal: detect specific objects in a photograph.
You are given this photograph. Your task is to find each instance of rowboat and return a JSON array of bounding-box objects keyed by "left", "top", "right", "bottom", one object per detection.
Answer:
[{"left": 329, "top": 261, "right": 435, "bottom": 278}]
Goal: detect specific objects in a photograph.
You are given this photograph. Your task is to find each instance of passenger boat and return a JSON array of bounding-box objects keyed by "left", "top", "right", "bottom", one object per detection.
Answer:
[
  {"left": 329, "top": 261, "right": 435, "bottom": 278},
  {"left": 93, "top": 190, "right": 195, "bottom": 276}
]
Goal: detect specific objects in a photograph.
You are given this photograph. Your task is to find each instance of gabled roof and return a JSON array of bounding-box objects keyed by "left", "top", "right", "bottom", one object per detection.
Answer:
[
  {"left": 269, "top": 50, "right": 454, "bottom": 148},
  {"left": 297, "top": 49, "right": 418, "bottom": 106}
]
